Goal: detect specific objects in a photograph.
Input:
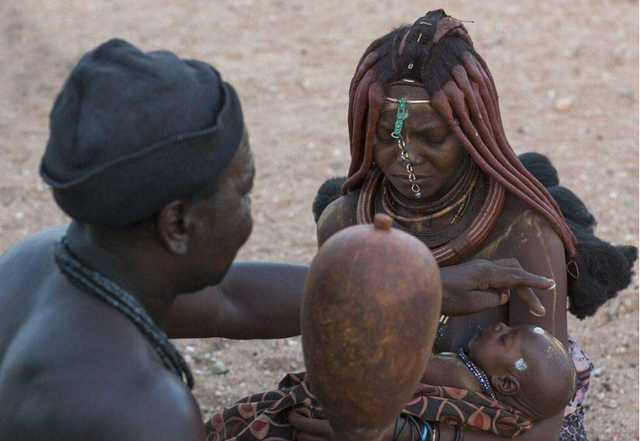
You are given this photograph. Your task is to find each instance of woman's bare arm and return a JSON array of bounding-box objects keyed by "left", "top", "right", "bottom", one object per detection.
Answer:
[
  {"left": 449, "top": 212, "right": 570, "bottom": 441},
  {"left": 506, "top": 212, "right": 569, "bottom": 345},
  {"left": 316, "top": 193, "right": 359, "bottom": 247}
]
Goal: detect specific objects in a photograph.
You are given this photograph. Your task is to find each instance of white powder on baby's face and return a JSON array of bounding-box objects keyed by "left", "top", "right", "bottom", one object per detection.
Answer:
[
  {"left": 515, "top": 358, "right": 528, "bottom": 372},
  {"left": 533, "top": 327, "right": 545, "bottom": 335}
]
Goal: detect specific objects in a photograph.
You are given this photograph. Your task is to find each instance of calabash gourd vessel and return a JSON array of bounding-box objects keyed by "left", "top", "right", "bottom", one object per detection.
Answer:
[{"left": 302, "top": 214, "right": 442, "bottom": 441}]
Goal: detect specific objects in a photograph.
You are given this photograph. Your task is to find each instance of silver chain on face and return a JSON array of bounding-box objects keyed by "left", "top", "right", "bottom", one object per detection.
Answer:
[
  {"left": 390, "top": 97, "right": 422, "bottom": 199},
  {"left": 396, "top": 136, "right": 422, "bottom": 198}
]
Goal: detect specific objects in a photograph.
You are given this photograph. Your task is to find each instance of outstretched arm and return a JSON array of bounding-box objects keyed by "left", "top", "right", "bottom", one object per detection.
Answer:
[
  {"left": 165, "top": 261, "right": 308, "bottom": 339},
  {"left": 165, "top": 259, "right": 554, "bottom": 340}
]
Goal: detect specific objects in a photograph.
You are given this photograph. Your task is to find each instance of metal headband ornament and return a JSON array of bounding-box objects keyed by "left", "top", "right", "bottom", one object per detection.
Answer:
[{"left": 387, "top": 96, "right": 431, "bottom": 199}]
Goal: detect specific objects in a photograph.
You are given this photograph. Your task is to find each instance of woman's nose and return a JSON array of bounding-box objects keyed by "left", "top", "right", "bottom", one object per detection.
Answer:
[
  {"left": 409, "top": 150, "right": 427, "bottom": 167},
  {"left": 403, "top": 141, "right": 429, "bottom": 166}
]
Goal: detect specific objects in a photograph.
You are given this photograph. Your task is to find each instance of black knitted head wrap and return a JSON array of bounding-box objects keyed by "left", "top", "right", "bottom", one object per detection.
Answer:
[{"left": 40, "top": 38, "right": 244, "bottom": 228}]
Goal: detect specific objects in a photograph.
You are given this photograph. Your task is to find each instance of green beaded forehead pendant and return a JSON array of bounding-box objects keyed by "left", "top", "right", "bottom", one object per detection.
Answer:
[
  {"left": 390, "top": 98, "right": 422, "bottom": 199},
  {"left": 391, "top": 98, "right": 408, "bottom": 138}
]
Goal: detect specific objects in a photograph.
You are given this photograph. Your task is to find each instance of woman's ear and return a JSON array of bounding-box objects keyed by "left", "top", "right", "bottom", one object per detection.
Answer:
[
  {"left": 156, "top": 200, "right": 190, "bottom": 255},
  {"left": 490, "top": 374, "right": 520, "bottom": 396}
]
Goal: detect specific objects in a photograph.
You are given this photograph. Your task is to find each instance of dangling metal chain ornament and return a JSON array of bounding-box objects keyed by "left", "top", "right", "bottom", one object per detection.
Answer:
[{"left": 390, "top": 98, "right": 422, "bottom": 199}]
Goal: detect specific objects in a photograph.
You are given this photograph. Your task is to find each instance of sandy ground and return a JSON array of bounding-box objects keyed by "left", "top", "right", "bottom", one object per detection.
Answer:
[{"left": 0, "top": 0, "right": 638, "bottom": 439}]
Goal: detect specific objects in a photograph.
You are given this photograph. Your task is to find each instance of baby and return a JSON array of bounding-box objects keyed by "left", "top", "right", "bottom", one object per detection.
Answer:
[
  {"left": 207, "top": 318, "right": 576, "bottom": 441},
  {"left": 423, "top": 323, "right": 577, "bottom": 421}
]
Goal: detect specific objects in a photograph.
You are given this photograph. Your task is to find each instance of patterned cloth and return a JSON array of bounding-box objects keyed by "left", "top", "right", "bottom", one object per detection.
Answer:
[
  {"left": 559, "top": 338, "right": 593, "bottom": 441},
  {"left": 205, "top": 373, "right": 533, "bottom": 441},
  {"left": 206, "top": 339, "right": 593, "bottom": 441}
]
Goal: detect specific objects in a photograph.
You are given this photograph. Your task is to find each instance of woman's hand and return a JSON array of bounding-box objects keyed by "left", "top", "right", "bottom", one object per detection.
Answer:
[
  {"left": 287, "top": 411, "right": 335, "bottom": 441},
  {"left": 287, "top": 411, "right": 398, "bottom": 441},
  {"left": 440, "top": 258, "right": 554, "bottom": 317}
]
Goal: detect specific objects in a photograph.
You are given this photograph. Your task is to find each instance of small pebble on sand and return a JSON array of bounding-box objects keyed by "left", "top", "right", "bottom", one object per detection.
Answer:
[
  {"left": 212, "top": 361, "right": 229, "bottom": 375},
  {"left": 554, "top": 98, "right": 573, "bottom": 113}
]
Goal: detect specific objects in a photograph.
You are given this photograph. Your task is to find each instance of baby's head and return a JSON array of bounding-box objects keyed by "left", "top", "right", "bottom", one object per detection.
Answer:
[{"left": 468, "top": 323, "right": 576, "bottom": 420}]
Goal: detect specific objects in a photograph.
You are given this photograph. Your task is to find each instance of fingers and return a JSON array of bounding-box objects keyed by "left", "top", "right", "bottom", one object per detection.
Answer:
[
  {"left": 441, "top": 259, "right": 553, "bottom": 317},
  {"left": 489, "top": 259, "right": 555, "bottom": 290},
  {"left": 513, "top": 286, "right": 546, "bottom": 316},
  {"left": 499, "top": 289, "right": 510, "bottom": 306},
  {"left": 467, "top": 289, "right": 504, "bottom": 313},
  {"left": 470, "top": 286, "right": 544, "bottom": 316},
  {"left": 287, "top": 411, "right": 334, "bottom": 438}
]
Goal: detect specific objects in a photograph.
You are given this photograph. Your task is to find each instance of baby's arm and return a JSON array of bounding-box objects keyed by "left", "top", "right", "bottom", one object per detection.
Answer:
[{"left": 421, "top": 354, "right": 481, "bottom": 392}]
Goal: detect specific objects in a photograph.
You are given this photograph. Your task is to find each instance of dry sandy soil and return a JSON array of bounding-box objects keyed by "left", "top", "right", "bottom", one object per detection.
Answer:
[{"left": 0, "top": 0, "right": 637, "bottom": 439}]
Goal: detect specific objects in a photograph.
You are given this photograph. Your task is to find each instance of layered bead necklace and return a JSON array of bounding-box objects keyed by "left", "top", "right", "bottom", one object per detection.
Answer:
[{"left": 381, "top": 158, "right": 480, "bottom": 227}]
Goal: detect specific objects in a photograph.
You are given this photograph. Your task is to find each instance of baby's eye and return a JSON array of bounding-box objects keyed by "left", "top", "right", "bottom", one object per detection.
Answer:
[{"left": 499, "top": 334, "right": 506, "bottom": 344}]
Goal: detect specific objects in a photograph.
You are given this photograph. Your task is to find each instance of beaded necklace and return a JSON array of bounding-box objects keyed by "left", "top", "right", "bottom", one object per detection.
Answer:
[
  {"left": 457, "top": 348, "right": 496, "bottom": 400},
  {"left": 381, "top": 161, "right": 480, "bottom": 226},
  {"left": 356, "top": 166, "right": 505, "bottom": 266},
  {"left": 54, "top": 237, "right": 194, "bottom": 389},
  {"left": 376, "top": 176, "right": 483, "bottom": 249}
]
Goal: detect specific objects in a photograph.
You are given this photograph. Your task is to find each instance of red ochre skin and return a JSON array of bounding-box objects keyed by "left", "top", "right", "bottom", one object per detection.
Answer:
[{"left": 302, "top": 213, "right": 442, "bottom": 441}]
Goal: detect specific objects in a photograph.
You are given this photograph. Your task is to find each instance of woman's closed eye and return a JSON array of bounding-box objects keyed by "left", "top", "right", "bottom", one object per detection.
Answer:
[
  {"left": 376, "top": 126, "right": 396, "bottom": 143},
  {"left": 419, "top": 127, "right": 450, "bottom": 144}
]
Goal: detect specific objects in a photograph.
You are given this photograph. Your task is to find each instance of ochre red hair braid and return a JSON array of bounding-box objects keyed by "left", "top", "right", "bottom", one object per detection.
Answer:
[
  {"left": 346, "top": 40, "right": 383, "bottom": 182},
  {"left": 341, "top": 12, "right": 577, "bottom": 257}
]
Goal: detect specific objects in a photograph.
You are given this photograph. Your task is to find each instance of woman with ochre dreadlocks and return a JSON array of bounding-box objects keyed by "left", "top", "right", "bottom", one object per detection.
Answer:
[
  {"left": 205, "top": 10, "right": 636, "bottom": 441},
  {"left": 310, "top": 9, "right": 635, "bottom": 441}
]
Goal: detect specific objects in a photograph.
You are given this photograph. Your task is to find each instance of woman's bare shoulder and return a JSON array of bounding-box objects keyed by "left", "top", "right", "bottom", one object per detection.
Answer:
[
  {"left": 505, "top": 192, "right": 565, "bottom": 241},
  {"left": 473, "top": 191, "right": 565, "bottom": 261},
  {"left": 316, "top": 191, "right": 360, "bottom": 247}
]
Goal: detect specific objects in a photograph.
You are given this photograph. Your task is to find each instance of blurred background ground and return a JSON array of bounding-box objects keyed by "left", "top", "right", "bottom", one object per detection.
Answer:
[{"left": 0, "top": 0, "right": 637, "bottom": 439}]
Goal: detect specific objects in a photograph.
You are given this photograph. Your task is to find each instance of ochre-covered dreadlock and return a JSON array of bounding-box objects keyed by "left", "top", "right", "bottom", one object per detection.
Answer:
[{"left": 342, "top": 9, "right": 577, "bottom": 258}]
